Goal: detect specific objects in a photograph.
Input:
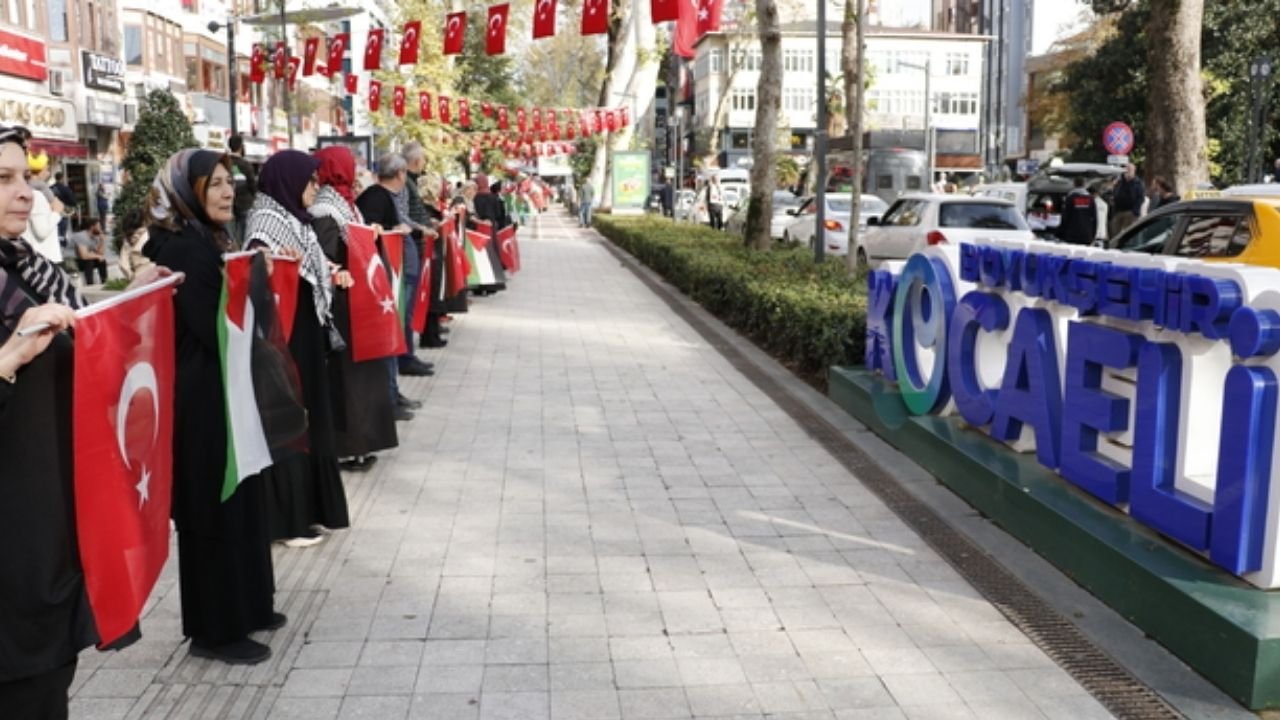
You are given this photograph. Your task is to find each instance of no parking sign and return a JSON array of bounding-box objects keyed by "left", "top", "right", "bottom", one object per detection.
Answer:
[{"left": 1102, "top": 122, "right": 1135, "bottom": 156}]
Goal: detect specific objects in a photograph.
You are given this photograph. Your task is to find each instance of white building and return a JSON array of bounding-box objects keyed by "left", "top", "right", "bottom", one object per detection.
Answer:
[{"left": 690, "top": 21, "right": 987, "bottom": 173}]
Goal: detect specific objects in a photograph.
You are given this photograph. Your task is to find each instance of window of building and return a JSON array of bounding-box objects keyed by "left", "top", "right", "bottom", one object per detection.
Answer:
[
  {"left": 48, "top": 0, "right": 68, "bottom": 41},
  {"left": 731, "top": 131, "right": 750, "bottom": 149},
  {"left": 185, "top": 56, "right": 199, "bottom": 90},
  {"left": 937, "top": 92, "right": 978, "bottom": 115},
  {"left": 783, "top": 48, "right": 813, "bottom": 73},
  {"left": 731, "top": 87, "right": 755, "bottom": 112},
  {"left": 709, "top": 49, "right": 721, "bottom": 74},
  {"left": 783, "top": 87, "right": 814, "bottom": 113},
  {"left": 125, "top": 25, "right": 142, "bottom": 65},
  {"left": 945, "top": 52, "right": 970, "bottom": 76}
]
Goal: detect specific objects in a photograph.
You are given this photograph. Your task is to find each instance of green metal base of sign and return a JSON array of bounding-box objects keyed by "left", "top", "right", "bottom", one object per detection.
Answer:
[{"left": 828, "top": 365, "right": 1280, "bottom": 710}]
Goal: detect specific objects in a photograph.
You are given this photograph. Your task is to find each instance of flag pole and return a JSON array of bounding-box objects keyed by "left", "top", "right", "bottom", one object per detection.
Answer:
[{"left": 74, "top": 274, "right": 186, "bottom": 319}]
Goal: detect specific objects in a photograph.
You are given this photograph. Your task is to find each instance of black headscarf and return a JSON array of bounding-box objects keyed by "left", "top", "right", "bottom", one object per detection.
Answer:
[{"left": 256, "top": 150, "right": 320, "bottom": 223}]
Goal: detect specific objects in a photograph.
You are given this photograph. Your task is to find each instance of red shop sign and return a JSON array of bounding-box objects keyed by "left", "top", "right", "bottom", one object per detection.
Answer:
[{"left": 0, "top": 30, "right": 46, "bottom": 81}]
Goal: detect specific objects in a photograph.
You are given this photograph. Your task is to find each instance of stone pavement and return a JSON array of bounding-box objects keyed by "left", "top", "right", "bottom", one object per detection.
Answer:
[{"left": 69, "top": 210, "right": 1115, "bottom": 720}]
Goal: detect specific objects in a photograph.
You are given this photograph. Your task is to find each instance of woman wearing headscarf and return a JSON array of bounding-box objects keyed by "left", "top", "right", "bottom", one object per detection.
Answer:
[
  {"left": 0, "top": 125, "right": 95, "bottom": 718},
  {"left": 416, "top": 175, "right": 448, "bottom": 349},
  {"left": 463, "top": 174, "right": 506, "bottom": 296},
  {"left": 243, "top": 150, "right": 350, "bottom": 547},
  {"left": 143, "top": 149, "right": 280, "bottom": 665},
  {"left": 309, "top": 146, "right": 397, "bottom": 471}
]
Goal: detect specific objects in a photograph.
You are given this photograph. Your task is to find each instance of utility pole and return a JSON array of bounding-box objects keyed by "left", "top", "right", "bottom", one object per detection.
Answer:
[{"left": 814, "top": 0, "right": 827, "bottom": 263}]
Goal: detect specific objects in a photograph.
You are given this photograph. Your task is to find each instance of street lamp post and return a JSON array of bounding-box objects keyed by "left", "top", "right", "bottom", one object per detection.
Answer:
[
  {"left": 207, "top": 19, "right": 238, "bottom": 140},
  {"left": 900, "top": 58, "right": 934, "bottom": 186},
  {"left": 669, "top": 105, "right": 685, "bottom": 221},
  {"left": 1247, "top": 56, "right": 1273, "bottom": 182}
]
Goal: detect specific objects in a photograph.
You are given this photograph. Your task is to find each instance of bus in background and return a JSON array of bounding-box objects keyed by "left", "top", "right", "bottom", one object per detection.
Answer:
[{"left": 799, "top": 147, "right": 929, "bottom": 206}]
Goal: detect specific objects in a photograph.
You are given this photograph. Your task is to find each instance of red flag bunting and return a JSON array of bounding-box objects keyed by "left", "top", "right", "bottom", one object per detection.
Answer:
[
  {"left": 250, "top": 44, "right": 266, "bottom": 83},
  {"left": 444, "top": 11, "right": 466, "bottom": 55},
  {"left": 517, "top": 107, "right": 527, "bottom": 133},
  {"left": 302, "top": 37, "right": 319, "bottom": 76},
  {"left": 498, "top": 106, "right": 509, "bottom": 130},
  {"left": 605, "top": 110, "right": 617, "bottom": 131},
  {"left": 399, "top": 20, "right": 421, "bottom": 65},
  {"left": 438, "top": 95, "right": 451, "bottom": 124},
  {"left": 582, "top": 0, "right": 609, "bottom": 35},
  {"left": 533, "top": 0, "right": 558, "bottom": 39},
  {"left": 344, "top": 72, "right": 358, "bottom": 95},
  {"left": 73, "top": 277, "right": 179, "bottom": 648},
  {"left": 328, "top": 33, "right": 349, "bottom": 74},
  {"left": 532, "top": 108, "right": 542, "bottom": 131},
  {"left": 651, "top": 0, "right": 678, "bottom": 22},
  {"left": 364, "top": 28, "right": 384, "bottom": 71},
  {"left": 697, "top": 0, "right": 723, "bottom": 35},
  {"left": 593, "top": 110, "right": 603, "bottom": 134},
  {"left": 486, "top": 4, "right": 510, "bottom": 56},
  {"left": 346, "top": 224, "right": 407, "bottom": 361},
  {"left": 482, "top": 102, "right": 493, "bottom": 118},
  {"left": 368, "top": 79, "right": 382, "bottom": 112},
  {"left": 287, "top": 57, "right": 301, "bottom": 91},
  {"left": 459, "top": 98, "right": 471, "bottom": 128},
  {"left": 419, "top": 91, "right": 433, "bottom": 120},
  {"left": 393, "top": 85, "right": 407, "bottom": 117},
  {"left": 272, "top": 42, "right": 286, "bottom": 79}
]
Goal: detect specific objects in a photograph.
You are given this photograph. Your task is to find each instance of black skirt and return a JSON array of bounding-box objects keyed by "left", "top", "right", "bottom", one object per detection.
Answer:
[
  {"left": 262, "top": 288, "right": 351, "bottom": 539},
  {"left": 327, "top": 284, "right": 398, "bottom": 459}
]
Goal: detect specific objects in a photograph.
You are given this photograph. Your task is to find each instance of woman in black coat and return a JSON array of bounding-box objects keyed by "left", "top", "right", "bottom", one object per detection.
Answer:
[
  {"left": 0, "top": 125, "right": 98, "bottom": 719},
  {"left": 144, "top": 149, "right": 280, "bottom": 665}
]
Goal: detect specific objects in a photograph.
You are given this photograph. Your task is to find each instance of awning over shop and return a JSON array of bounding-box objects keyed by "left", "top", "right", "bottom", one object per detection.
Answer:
[{"left": 28, "top": 137, "right": 89, "bottom": 158}]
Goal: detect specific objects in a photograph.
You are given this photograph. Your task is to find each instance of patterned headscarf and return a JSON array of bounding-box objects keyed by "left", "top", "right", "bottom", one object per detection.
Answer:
[
  {"left": 314, "top": 146, "right": 357, "bottom": 210},
  {"left": 245, "top": 193, "right": 332, "bottom": 325},
  {"left": 257, "top": 150, "right": 320, "bottom": 223},
  {"left": 147, "top": 149, "right": 232, "bottom": 244}
]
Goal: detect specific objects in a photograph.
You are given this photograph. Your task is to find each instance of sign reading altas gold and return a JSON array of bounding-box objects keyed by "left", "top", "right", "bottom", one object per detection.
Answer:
[{"left": 0, "top": 89, "right": 76, "bottom": 139}]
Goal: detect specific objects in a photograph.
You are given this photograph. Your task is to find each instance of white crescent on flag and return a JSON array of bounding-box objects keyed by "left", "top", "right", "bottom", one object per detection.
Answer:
[
  {"left": 403, "top": 27, "right": 418, "bottom": 49},
  {"left": 490, "top": 14, "right": 504, "bottom": 35},
  {"left": 116, "top": 361, "right": 159, "bottom": 506},
  {"left": 366, "top": 253, "right": 396, "bottom": 314},
  {"left": 333, "top": 38, "right": 345, "bottom": 54},
  {"left": 447, "top": 16, "right": 462, "bottom": 39},
  {"left": 538, "top": 0, "right": 552, "bottom": 19}
]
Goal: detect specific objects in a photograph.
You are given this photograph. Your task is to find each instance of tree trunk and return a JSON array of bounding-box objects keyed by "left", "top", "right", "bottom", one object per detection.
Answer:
[
  {"left": 745, "top": 0, "right": 781, "bottom": 250},
  {"left": 589, "top": 0, "right": 633, "bottom": 211},
  {"left": 1144, "top": 0, "right": 1207, "bottom": 194},
  {"left": 844, "top": 0, "right": 865, "bottom": 272},
  {"left": 609, "top": 0, "right": 659, "bottom": 160}
]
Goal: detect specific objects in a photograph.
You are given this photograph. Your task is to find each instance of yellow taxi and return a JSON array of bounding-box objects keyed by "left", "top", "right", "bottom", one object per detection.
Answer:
[{"left": 1107, "top": 196, "right": 1280, "bottom": 269}]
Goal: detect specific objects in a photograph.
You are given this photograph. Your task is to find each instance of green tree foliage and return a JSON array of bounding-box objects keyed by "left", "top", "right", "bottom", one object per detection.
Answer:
[
  {"left": 455, "top": 9, "right": 521, "bottom": 107},
  {"left": 113, "top": 90, "right": 197, "bottom": 249},
  {"left": 1055, "top": 6, "right": 1148, "bottom": 165}
]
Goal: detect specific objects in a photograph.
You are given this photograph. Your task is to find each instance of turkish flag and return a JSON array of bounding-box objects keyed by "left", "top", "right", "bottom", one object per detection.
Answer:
[
  {"left": 674, "top": 0, "right": 698, "bottom": 58},
  {"left": 328, "top": 33, "right": 349, "bottom": 74},
  {"left": 652, "top": 0, "right": 678, "bottom": 22},
  {"left": 606, "top": 110, "right": 617, "bottom": 131},
  {"left": 438, "top": 95, "right": 451, "bottom": 124},
  {"left": 393, "top": 86, "right": 406, "bottom": 117},
  {"left": 459, "top": 98, "right": 471, "bottom": 128},
  {"left": 73, "top": 276, "right": 179, "bottom": 648},
  {"left": 344, "top": 72, "right": 358, "bottom": 95},
  {"left": 487, "top": 4, "right": 510, "bottom": 55},
  {"left": 697, "top": 0, "right": 723, "bottom": 35},
  {"left": 532, "top": 108, "right": 543, "bottom": 131},
  {"left": 250, "top": 44, "right": 266, "bottom": 83},
  {"left": 420, "top": 91, "right": 433, "bottom": 120},
  {"left": 368, "top": 79, "right": 382, "bottom": 112},
  {"left": 303, "top": 37, "right": 320, "bottom": 75},
  {"left": 383, "top": 232, "right": 406, "bottom": 318},
  {"left": 443, "top": 216, "right": 469, "bottom": 297},
  {"left": 482, "top": 102, "right": 493, "bottom": 117},
  {"left": 444, "top": 11, "right": 466, "bottom": 55},
  {"left": 287, "top": 57, "right": 301, "bottom": 91},
  {"left": 567, "top": 122, "right": 576, "bottom": 139},
  {"left": 533, "top": 0, "right": 558, "bottom": 38},
  {"left": 399, "top": 20, "right": 421, "bottom": 65},
  {"left": 364, "top": 28, "right": 384, "bottom": 70},
  {"left": 593, "top": 110, "right": 604, "bottom": 134},
  {"left": 498, "top": 106, "right": 509, "bottom": 130},
  {"left": 410, "top": 236, "right": 434, "bottom": 334},
  {"left": 346, "top": 224, "right": 407, "bottom": 361},
  {"left": 268, "top": 256, "right": 301, "bottom": 343},
  {"left": 497, "top": 224, "right": 520, "bottom": 272},
  {"left": 272, "top": 42, "right": 286, "bottom": 79},
  {"left": 579, "top": 114, "right": 589, "bottom": 136},
  {"left": 582, "top": 0, "right": 609, "bottom": 35},
  {"left": 517, "top": 107, "right": 527, "bottom": 132}
]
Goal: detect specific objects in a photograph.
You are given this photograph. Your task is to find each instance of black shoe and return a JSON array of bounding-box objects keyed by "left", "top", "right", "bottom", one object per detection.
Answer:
[
  {"left": 358, "top": 454, "right": 379, "bottom": 470},
  {"left": 439, "top": 326, "right": 450, "bottom": 335},
  {"left": 398, "top": 359, "right": 435, "bottom": 376},
  {"left": 394, "top": 407, "right": 415, "bottom": 422},
  {"left": 422, "top": 337, "right": 448, "bottom": 348},
  {"left": 259, "top": 612, "right": 287, "bottom": 631},
  {"left": 397, "top": 393, "right": 422, "bottom": 409},
  {"left": 190, "top": 638, "right": 271, "bottom": 665},
  {"left": 338, "top": 457, "right": 364, "bottom": 471}
]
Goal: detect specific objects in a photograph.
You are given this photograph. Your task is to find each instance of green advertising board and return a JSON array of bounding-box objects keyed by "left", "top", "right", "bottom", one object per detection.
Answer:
[{"left": 611, "top": 152, "right": 650, "bottom": 214}]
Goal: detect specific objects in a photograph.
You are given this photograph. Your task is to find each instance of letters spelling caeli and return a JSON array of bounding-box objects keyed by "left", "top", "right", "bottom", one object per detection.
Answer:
[{"left": 868, "top": 242, "right": 1280, "bottom": 586}]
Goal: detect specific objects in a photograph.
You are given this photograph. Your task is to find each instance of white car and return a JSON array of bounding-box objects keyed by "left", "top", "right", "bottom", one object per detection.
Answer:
[
  {"left": 861, "top": 193, "right": 1034, "bottom": 266},
  {"left": 723, "top": 191, "right": 805, "bottom": 238},
  {"left": 782, "top": 194, "right": 889, "bottom": 256}
]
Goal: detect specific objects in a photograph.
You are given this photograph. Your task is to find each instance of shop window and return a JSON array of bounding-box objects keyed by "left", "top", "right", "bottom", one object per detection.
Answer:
[
  {"left": 48, "top": 0, "right": 68, "bottom": 42},
  {"left": 125, "top": 25, "right": 142, "bottom": 66}
]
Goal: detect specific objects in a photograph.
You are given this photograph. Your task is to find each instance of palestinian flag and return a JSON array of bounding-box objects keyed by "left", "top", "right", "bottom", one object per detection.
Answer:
[
  {"left": 217, "top": 252, "right": 308, "bottom": 501},
  {"left": 465, "top": 227, "right": 497, "bottom": 287}
]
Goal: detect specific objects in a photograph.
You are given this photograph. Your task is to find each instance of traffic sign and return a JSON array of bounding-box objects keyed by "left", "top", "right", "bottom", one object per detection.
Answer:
[
  {"left": 1107, "top": 154, "right": 1130, "bottom": 166},
  {"left": 1103, "top": 122, "right": 1135, "bottom": 156}
]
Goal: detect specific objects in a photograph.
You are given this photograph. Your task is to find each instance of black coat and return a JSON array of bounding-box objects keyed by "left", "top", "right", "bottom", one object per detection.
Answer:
[{"left": 1058, "top": 189, "right": 1097, "bottom": 245}]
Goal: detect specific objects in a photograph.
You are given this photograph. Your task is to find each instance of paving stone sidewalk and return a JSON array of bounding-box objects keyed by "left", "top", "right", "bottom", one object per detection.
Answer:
[{"left": 69, "top": 210, "right": 1114, "bottom": 719}]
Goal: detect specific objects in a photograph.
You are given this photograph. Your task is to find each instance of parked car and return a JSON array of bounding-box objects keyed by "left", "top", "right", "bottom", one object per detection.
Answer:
[
  {"left": 675, "top": 189, "right": 707, "bottom": 223},
  {"left": 723, "top": 190, "right": 805, "bottom": 239},
  {"left": 1107, "top": 197, "right": 1280, "bottom": 268},
  {"left": 781, "top": 193, "right": 889, "bottom": 257},
  {"left": 861, "top": 194, "right": 1034, "bottom": 266},
  {"left": 1024, "top": 164, "right": 1124, "bottom": 240}
]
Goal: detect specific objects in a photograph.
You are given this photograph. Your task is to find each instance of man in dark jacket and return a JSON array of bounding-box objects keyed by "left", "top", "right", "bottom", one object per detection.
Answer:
[
  {"left": 1059, "top": 177, "right": 1097, "bottom": 246},
  {"left": 1108, "top": 163, "right": 1145, "bottom": 238}
]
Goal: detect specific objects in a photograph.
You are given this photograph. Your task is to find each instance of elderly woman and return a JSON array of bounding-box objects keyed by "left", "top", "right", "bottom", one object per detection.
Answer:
[
  {"left": 243, "top": 150, "right": 350, "bottom": 547},
  {"left": 464, "top": 175, "right": 506, "bottom": 296},
  {"left": 144, "top": 149, "right": 281, "bottom": 665},
  {"left": 0, "top": 125, "right": 94, "bottom": 718},
  {"left": 309, "top": 146, "right": 398, "bottom": 470}
]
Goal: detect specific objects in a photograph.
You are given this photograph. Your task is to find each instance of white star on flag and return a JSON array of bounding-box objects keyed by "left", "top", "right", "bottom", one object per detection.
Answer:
[
  {"left": 136, "top": 466, "right": 151, "bottom": 508},
  {"left": 380, "top": 296, "right": 396, "bottom": 314}
]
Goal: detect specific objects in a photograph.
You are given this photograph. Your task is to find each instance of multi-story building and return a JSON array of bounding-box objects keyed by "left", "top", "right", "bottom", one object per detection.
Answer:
[
  {"left": 933, "top": 0, "right": 1034, "bottom": 172},
  {"left": 691, "top": 20, "right": 986, "bottom": 177}
]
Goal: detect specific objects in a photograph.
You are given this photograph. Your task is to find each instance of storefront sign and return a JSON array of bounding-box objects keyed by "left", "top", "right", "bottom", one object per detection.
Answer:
[
  {"left": 81, "top": 50, "right": 124, "bottom": 93},
  {"left": 0, "top": 30, "right": 46, "bottom": 81},
  {"left": 192, "top": 125, "right": 227, "bottom": 150},
  {"left": 85, "top": 95, "right": 122, "bottom": 127},
  {"left": 0, "top": 89, "right": 76, "bottom": 139},
  {"left": 868, "top": 241, "right": 1280, "bottom": 588}
]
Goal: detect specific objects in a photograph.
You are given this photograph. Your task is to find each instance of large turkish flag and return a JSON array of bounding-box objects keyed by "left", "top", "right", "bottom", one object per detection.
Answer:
[
  {"left": 411, "top": 234, "right": 434, "bottom": 334},
  {"left": 497, "top": 224, "right": 520, "bottom": 273},
  {"left": 73, "top": 275, "right": 180, "bottom": 648},
  {"left": 346, "top": 224, "right": 406, "bottom": 361}
]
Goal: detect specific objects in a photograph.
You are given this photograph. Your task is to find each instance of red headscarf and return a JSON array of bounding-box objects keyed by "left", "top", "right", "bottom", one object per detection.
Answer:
[{"left": 314, "top": 146, "right": 357, "bottom": 209}]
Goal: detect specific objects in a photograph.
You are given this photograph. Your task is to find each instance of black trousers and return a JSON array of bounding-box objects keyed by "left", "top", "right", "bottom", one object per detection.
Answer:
[
  {"left": 0, "top": 658, "right": 76, "bottom": 720},
  {"left": 77, "top": 258, "right": 107, "bottom": 285}
]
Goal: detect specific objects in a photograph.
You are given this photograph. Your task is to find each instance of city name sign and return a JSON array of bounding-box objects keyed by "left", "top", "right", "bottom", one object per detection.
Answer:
[{"left": 866, "top": 240, "right": 1280, "bottom": 588}]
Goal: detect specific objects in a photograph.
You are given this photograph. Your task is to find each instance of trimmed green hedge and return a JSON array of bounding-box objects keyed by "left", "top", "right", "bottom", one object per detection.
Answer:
[{"left": 594, "top": 216, "right": 866, "bottom": 382}]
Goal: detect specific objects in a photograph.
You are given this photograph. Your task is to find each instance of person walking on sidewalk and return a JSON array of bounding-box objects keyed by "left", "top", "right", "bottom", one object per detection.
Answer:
[{"left": 578, "top": 180, "right": 594, "bottom": 227}]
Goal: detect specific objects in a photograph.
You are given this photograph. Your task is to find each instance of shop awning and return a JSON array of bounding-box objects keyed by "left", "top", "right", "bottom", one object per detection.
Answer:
[{"left": 29, "top": 138, "right": 89, "bottom": 159}]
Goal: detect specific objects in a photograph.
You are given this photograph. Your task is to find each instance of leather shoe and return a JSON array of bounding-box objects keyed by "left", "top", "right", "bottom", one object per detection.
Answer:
[
  {"left": 397, "top": 393, "right": 422, "bottom": 409},
  {"left": 399, "top": 359, "right": 435, "bottom": 376},
  {"left": 394, "top": 406, "right": 414, "bottom": 422},
  {"left": 190, "top": 638, "right": 271, "bottom": 665},
  {"left": 422, "top": 337, "right": 448, "bottom": 348},
  {"left": 259, "top": 612, "right": 287, "bottom": 631}
]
